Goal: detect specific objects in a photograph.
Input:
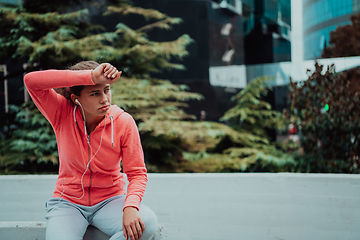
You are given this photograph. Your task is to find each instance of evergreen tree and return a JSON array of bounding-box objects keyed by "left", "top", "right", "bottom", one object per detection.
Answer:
[
  {"left": 220, "top": 77, "right": 285, "bottom": 136},
  {"left": 176, "top": 77, "right": 295, "bottom": 173},
  {"left": 0, "top": 102, "right": 58, "bottom": 174},
  {"left": 0, "top": 0, "right": 202, "bottom": 172}
]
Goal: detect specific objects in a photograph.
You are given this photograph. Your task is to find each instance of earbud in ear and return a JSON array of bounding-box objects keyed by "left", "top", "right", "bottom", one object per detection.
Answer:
[{"left": 75, "top": 99, "right": 80, "bottom": 104}]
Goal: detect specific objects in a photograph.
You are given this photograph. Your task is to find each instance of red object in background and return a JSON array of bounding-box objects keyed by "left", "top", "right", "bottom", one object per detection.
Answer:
[{"left": 289, "top": 124, "right": 297, "bottom": 134}]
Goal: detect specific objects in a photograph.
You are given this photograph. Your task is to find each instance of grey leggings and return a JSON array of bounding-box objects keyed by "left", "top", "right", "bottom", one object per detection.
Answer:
[{"left": 45, "top": 195, "right": 158, "bottom": 240}]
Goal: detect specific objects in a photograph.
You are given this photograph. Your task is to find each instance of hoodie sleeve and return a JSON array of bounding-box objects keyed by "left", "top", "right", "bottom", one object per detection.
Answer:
[
  {"left": 24, "top": 70, "right": 94, "bottom": 127},
  {"left": 121, "top": 114, "right": 148, "bottom": 211}
]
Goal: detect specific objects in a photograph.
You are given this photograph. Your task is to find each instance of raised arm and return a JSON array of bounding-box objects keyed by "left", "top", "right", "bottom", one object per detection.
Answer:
[
  {"left": 24, "top": 63, "right": 121, "bottom": 127},
  {"left": 24, "top": 70, "right": 94, "bottom": 127}
]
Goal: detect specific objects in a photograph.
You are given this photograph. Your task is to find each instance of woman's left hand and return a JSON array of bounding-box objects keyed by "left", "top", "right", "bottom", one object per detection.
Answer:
[
  {"left": 91, "top": 63, "right": 121, "bottom": 85},
  {"left": 123, "top": 207, "right": 145, "bottom": 240}
]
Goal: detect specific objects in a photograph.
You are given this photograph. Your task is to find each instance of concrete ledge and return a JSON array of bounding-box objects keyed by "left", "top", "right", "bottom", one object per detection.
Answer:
[
  {"left": 1, "top": 173, "right": 360, "bottom": 240},
  {"left": 0, "top": 221, "right": 165, "bottom": 240},
  {"left": 0, "top": 221, "right": 46, "bottom": 240}
]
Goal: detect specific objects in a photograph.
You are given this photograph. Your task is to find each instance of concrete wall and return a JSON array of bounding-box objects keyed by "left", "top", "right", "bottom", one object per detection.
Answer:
[{"left": 1, "top": 173, "right": 360, "bottom": 240}]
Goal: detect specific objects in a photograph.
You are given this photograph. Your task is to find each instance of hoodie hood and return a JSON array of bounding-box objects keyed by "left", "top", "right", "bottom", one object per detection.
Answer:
[
  {"left": 73, "top": 104, "right": 124, "bottom": 148},
  {"left": 107, "top": 105, "right": 124, "bottom": 147}
]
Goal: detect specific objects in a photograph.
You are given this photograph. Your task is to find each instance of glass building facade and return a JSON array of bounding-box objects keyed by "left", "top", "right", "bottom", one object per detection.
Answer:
[
  {"left": 303, "top": 0, "right": 360, "bottom": 60},
  {"left": 244, "top": 0, "right": 291, "bottom": 64}
]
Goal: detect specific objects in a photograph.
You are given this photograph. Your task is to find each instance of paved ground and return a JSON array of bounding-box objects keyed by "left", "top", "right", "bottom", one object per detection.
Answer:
[{"left": 1, "top": 173, "right": 360, "bottom": 240}]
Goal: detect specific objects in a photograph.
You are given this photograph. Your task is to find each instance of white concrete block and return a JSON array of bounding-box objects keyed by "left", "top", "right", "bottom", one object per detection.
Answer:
[
  {"left": 0, "top": 222, "right": 164, "bottom": 240},
  {"left": 1, "top": 173, "right": 360, "bottom": 239},
  {"left": 0, "top": 221, "right": 46, "bottom": 240}
]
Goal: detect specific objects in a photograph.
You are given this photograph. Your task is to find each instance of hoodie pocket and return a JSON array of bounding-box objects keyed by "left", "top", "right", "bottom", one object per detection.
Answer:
[
  {"left": 56, "top": 176, "right": 85, "bottom": 191},
  {"left": 91, "top": 173, "right": 115, "bottom": 188},
  {"left": 58, "top": 176, "right": 79, "bottom": 186}
]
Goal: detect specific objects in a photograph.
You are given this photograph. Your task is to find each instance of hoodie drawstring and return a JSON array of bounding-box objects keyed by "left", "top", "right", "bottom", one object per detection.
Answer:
[
  {"left": 110, "top": 115, "right": 114, "bottom": 148},
  {"left": 74, "top": 106, "right": 114, "bottom": 148}
]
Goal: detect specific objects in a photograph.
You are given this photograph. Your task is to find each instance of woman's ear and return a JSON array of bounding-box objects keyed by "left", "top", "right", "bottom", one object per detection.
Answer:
[{"left": 70, "top": 94, "right": 79, "bottom": 105}]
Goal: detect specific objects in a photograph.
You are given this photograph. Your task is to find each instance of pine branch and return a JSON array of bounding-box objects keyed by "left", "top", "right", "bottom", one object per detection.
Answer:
[
  {"left": 105, "top": 4, "right": 167, "bottom": 20},
  {"left": 137, "top": 17, "right": 183, "bottom": 32}
]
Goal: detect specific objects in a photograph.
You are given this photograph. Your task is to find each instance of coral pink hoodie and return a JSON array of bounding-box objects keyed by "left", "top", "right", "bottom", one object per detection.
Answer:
[{"left": 24, "top": 70, "right": 147, "bottom": 210}]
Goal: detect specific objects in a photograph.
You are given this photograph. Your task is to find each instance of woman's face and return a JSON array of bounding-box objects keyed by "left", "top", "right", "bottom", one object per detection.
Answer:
[{"left": 76, "top": 84, "right": 112, "bottom": 119}]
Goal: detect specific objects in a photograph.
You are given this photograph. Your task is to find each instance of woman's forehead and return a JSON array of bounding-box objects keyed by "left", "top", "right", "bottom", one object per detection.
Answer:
[{"left": 83, "top": 84, "right": 110, "bottom": 92}]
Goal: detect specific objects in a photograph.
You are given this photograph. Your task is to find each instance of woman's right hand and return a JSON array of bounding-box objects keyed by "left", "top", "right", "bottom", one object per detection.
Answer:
[{"left": 91, "top": 63, "right": 121, "bottom": 85}]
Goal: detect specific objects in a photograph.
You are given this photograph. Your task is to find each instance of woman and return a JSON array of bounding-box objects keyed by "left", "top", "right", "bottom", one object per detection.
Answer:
[{"left": 24, "top": 61, "right": 158, "bottom": 240}]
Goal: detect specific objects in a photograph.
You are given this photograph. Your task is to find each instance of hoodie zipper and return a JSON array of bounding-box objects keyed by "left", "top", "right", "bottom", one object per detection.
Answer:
[
  {"left": 87, "top": 134, "right": 93, "bottom": 206},
  {"left": 84, "top": 115, "right": 111, "bottom": 206}
]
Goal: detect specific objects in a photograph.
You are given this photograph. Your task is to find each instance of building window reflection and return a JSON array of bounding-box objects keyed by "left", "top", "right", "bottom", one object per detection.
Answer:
[{"left": 303, "top": 0, "right": 358, "bottom": 60}]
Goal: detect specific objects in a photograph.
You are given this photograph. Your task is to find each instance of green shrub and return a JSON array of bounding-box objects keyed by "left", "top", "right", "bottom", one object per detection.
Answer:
[{"left": 289, "top": 62, "right": 360, "bottom": 173}]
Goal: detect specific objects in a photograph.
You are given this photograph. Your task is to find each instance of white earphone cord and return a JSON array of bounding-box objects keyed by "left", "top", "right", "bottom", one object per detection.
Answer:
[{"left": 59, "top": 101, "right": 106, "bottom": 201}]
